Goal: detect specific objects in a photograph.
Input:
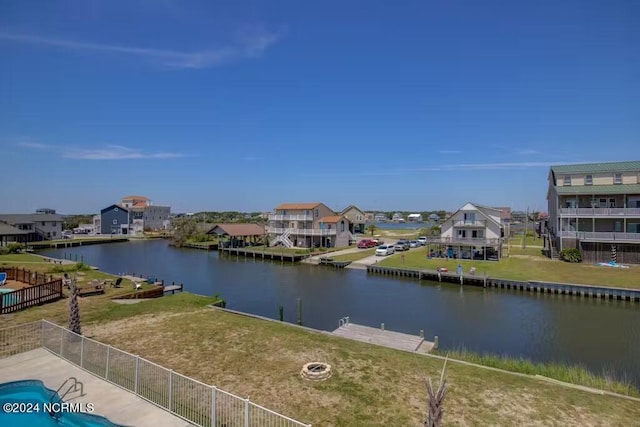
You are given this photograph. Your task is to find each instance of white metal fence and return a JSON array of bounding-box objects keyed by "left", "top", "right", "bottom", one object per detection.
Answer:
[{"left": 0, "top": 320, "right": 311, "bottom": 427}]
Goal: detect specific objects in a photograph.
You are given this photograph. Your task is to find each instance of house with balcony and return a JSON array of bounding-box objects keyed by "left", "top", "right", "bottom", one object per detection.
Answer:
[
  {"left": 547, "top": 161, "right": 640, "bottom": 263},
  {"left": 392, "top": 212, "right": 405, "bottom": 222},
  {"left": 267, "top": 203, "right": 353, "bottom": 248},
  {"left": 338, "top": 205, "right": 366, "bottom": 236},
  {"left": 0, "top": 210, "right": 63, "bottom": 241},
  {"left": 407, "top": 213, "right": 423, "bottom": 222},
  {"left": 432, "top": 202, "right": 504, "bottom": 260}
]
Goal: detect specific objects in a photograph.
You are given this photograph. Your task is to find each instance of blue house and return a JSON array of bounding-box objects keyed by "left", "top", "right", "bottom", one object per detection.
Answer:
[{"left": 100, "top": 205, "right": 130, "bottom": 235}]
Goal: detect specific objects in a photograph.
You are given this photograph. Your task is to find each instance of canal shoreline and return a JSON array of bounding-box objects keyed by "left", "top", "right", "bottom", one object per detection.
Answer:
[{"left": 208, "top": 304, "right": 640, "bottom": 401}]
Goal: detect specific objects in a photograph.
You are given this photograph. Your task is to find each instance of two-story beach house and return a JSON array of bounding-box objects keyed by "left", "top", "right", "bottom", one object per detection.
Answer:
[
  {"left": 338, "top": 205, "right": 366, "bottom": 235},
  {"left": 434, "top": 202, "right": 504, "bottom": 260},
  {"left": 0, "top": 209, "right": 63, "bottom": 241},
  {"left": 95, "top": 196, "right": 171, "bottom": 236},
  {"left": 547, "top": 161, "right": 640, "bottom": 263},
  {"left": 267, "top": 203, "right": 353, "bottom": 248}
]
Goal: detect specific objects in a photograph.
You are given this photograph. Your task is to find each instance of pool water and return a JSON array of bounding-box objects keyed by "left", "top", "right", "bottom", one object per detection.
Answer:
[
  {"left": 0, "top": 380, "right": 125, "bottom": 426},
  {"left": 0, "top": 288, "right": 20, "bottom": 305}
]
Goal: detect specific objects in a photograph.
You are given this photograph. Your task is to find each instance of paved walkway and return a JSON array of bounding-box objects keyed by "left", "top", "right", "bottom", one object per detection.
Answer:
[
  {"left": 301, "top": 246, "right": 364, "bottom": 265},
  {"left": 0, "top": 349, "right": 191, "bottom": 427}
]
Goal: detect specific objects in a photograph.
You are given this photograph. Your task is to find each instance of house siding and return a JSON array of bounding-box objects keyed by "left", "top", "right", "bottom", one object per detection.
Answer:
[{"left": 100, "top": 206, "right": 129, "bottom": 235}]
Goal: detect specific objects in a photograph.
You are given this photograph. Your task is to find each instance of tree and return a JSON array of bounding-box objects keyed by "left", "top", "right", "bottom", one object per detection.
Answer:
[
  {"left": 424, "top": 359, "right": 448, "bottom": 427},
  {"left": 68, "top": 279, "right": 81, "bottom": 335},
  {"left": 171, "top": 217, "right": 198, "bottom": 247},
  {"left": 367, "top": 224, "right": 377, "bottom": 236}
]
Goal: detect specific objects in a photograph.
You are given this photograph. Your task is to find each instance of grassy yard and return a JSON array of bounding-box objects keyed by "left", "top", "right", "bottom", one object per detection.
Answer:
[
  {"left": 51, "top": 298, "right": 640, "bottom": 426},
  {"left": 377, "top": 249, "right": 640, "bottom": 289},
  {"left": 2, "top": 279, "right": 639, "bottom": 426},
  {"left": 507, "top": 234, "right": 543, "bottom": 247},
  {"left": 331, "top": 248, "right": 377, "bottom": 262}
]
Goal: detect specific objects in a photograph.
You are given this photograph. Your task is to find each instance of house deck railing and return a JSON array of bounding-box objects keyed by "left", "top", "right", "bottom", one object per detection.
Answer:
[
  {"left": 267, "top": 227, "right": 337, "bottom": 236},
  {"left": 452, "top": 220, "right": 487, "bottom": 227},
  {"left": 424, "top": 236, "right": 502, "bottom": 246},
  {"left": 559, "top": 231, "right": 640, "bottom": 242},
  {"left": 0, "top": 321, "right": 311, "bottom": 427},
  {"left": 559, "top": 208, "right": 640, "bottom": 217},
  {"left": 268, "top": 214, "right": 314, "bottom": 221}
]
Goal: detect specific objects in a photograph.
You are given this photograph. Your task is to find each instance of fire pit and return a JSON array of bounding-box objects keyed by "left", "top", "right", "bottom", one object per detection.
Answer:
[{"left": 300, "top": 362, "right": 332, "bottom": 381}]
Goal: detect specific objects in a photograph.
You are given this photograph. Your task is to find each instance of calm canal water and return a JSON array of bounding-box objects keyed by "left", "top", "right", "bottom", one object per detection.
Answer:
[{"left": 42, "top": 240, "right": 640, "bottom": 385}]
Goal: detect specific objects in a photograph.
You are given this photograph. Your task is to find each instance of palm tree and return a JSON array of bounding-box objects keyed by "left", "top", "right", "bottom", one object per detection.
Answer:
[
  {"left": 68, "top": 279, "right": 81, "bottom": 335},
  {"left": 424, "top": 358, "right": 448, "bottom": 427},
  {"left": 367, "top": 224, "right": 377, "bottom": 237}
]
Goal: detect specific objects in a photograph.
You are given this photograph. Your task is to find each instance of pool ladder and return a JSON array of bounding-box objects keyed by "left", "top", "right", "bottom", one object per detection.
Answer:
[{"left": 49, "top": 377, "right": 85, "bottom": 417}]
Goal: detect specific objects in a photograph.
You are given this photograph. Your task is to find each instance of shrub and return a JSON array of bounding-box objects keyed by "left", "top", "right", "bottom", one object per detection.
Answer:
[
  {"left": 560, "top": 248, "right": 582, "bottom": 263},
  {"left": 0, "top": 247, "right": 9, "bottom": 255},
  {"left": 6, "top": 243, "right": 24, "bottom": 254}
]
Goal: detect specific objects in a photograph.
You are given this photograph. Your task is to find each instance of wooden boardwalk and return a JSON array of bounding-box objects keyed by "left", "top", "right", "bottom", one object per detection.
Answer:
[{"left": 332, "top": 322, "right": 435, "bottom": 353}]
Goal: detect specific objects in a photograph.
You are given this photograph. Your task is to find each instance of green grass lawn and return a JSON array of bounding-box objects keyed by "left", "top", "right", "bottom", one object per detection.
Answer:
[
  {"left": 15, "top": 296, "right": 633, "bottom": 427},
  {"left": 2, "top": 281, "right": 639, "bottom": 426},
  {"left": 508, "top": 234, "right": 543, "bottom": 246},
  {"left": 377, "top": 249, "right": 640, "bottom": 288},
  {"left": 184, "top": 240, "right": 218, "bottom": 247},
  {"left": 331, "top": 248, "right": 377, "bottom": 262}
]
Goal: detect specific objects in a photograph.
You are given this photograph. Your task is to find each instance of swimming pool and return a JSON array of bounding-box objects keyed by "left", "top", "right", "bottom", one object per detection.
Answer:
[
  {"left": 0, "top": 380, "right": 125, "bottom": 426},
  {"left": 0, "top": 288, "right": 19, "bottom": 306}
]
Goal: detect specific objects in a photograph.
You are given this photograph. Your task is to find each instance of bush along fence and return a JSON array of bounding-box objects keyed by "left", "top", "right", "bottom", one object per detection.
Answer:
[
  {"left": 0, "top": 320, "right": 311, "bottom": 427},
  {"left": 0, "top": 267, "right": 64, "bottom": 314},
  {"left": 366, "top": 265, "right": 640, "bottom": 302}
]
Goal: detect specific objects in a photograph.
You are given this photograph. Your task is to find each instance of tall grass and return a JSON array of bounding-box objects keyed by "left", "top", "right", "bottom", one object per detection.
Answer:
[{"left": 434, "top": 347, "right": 639, "bottom": 397}]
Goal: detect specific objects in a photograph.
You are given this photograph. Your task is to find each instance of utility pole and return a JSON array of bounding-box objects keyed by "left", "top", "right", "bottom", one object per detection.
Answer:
[{"left": 523, "top": 207, "right": 529, "bottom": 249}]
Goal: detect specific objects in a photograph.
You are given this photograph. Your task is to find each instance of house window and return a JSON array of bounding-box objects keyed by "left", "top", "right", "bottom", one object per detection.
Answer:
[
  {"left": 42, "top": 222, "right": 45, "bottom": 226},
  {"left": 112, "top": 219, "right": 118, "bottom": 225},
  {"left": 52, "top": 221, "right": 57, "bottom": 226},
  {"left": 609, "top": 198, "right": 616, "bottom": 208},
  {"left": 340, "top": 221, "right": 345, "bottom": 232},
  {"left": 314, "top": 209, "right": 319, "bottom": 218},
  {"left": 564, "top": 176, "right": 571, "bottom": 186},
  {"left": 114, "top": 207, "right": 119, "bottom": 212},
  {"left": 52, "top": 232, "right": 57, "bottom": 237},
  {"left": 463, "top": 213, "right": 475, "bottom": 224},
  {"left": 599, "top": 198, "right": 607, "bottom": 208},
  {"left": 614, "top": 173, "right": 622, "bottom": 185},
  {"left": 585, "top": 175, "right": 593, "bottom": 185}
]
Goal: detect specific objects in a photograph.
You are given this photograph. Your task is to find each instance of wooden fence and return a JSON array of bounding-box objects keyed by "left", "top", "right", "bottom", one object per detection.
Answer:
[
  {"left": 0, "top": 267, "right": 64, "bottom": 314},
  {"left": 1, "top": 267, "right": 56, "bottom": 286}
]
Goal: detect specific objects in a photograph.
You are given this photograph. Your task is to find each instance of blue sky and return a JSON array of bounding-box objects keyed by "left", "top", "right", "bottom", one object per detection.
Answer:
[{"left": 1, "top": 0, "right": 639, "bottom": 214}]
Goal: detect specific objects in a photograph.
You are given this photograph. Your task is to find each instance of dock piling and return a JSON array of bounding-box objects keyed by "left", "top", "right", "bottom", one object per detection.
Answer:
[
  {"left": 381, "top": 323, "right": 385, "bottom": 331},
  {"left": 434, "top": 336, "right": 439, "bottom": 350},
  {"left": 279, "top": 305, "right": 284, "bottom": 321},
  {"left": 297, "top": 298, "right": 302, "bottom": 325}
]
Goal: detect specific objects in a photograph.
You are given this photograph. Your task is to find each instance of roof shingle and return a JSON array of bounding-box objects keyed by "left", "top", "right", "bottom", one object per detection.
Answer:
[
  {"left": 551, "top": 161, "right": 640, "bottom": 174},
  {"left": 319, "top": 215, "right": 344, "bottom": 223},
  {"left": 208, "top": 223, "right": 265, "bottom": 237}
]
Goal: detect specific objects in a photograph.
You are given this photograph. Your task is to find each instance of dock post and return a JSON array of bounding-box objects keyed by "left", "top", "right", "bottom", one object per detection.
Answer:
[
  {"left": 420, "top": 329, "right": 424, "bottom": 338},
  {"left": 381, "top": 323, "right": 385, "bottom": 331},
  {"left": 81, "top": 255, "right": 84, "bottom": 264},
  {"left": 460, "top": 275, "right": 463, "bottom": 285},
  {"left": 297, "top": 298, "right": 302, "bottom": 325},
  {"left": 438, "top": 272, "right": 441, "bottom": 282},
  {"left": 484, "top": 274, "right": 487, "bottom": 288},
  {"left": 434, "top": 336, "right": 439, "bottom": 350},
  {"left": 279, "top": 305, "right": 284, "bottom": 321}
]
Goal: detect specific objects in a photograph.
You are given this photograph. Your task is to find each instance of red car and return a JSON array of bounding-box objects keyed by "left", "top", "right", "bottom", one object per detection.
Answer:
[{"left": 358, "top": 239, "right": 377, "bottom": 249}]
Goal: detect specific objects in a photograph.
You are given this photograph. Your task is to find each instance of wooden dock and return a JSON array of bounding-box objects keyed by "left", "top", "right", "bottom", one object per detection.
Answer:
[
  {"left": 163, "top": 283, "right": 183, "bottom": 294},
  {"left": 332, "top": 319, "right": 435, "bottom": 353},
  {"left": 219, "top": 247, "right": 308, "bottom": 262}
]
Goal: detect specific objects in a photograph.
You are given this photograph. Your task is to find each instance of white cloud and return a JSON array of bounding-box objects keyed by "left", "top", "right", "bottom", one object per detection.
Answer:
[
  {"left": 0, "top": 29, "right": 283, "bottom": 69},
  {"left": 18, "top": 141, "right": 187, "bottom": 160}
]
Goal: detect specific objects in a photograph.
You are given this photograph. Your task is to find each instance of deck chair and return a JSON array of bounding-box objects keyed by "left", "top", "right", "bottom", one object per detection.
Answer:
[
  {"left": 0, "top": 272, "right": 6, "bottom": 286},
  {"left": 111, "top": 277, "right": 123, "bottom": 288}
]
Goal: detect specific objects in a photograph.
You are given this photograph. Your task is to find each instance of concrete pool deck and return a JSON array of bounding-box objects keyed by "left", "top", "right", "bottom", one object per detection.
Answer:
[{"left": 0, "top": 348, "right": 192, "bottom": 427}]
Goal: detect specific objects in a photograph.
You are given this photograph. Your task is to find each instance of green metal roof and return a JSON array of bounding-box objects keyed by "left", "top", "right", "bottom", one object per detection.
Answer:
[
  {"left": 551, "top": 161, "right": 640, "bottom": 174},
  {"left": 555, "top": 183, "right": 640, "bottom": 195}
]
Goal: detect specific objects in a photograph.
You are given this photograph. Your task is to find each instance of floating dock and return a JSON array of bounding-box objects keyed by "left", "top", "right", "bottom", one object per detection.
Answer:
[{"left": 332, "top": 318, "right": 435, "bottom": 353}]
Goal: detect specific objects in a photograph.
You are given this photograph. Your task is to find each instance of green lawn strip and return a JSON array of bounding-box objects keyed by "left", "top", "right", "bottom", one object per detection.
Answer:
[
  {"left": 508, "top": 235, "right": 542, "bottom": 246},
  {"left": 0, "top": 253, "right": 50, "bottom": 264},
  {"left": 506, "top": 246, "right": 547, "bottom": 257},
  {"left": 377, "top": 250, "right": 640, "bottom": 288},
  {"left": 184, "top": 240, "right": 218, "bottom": 247},
  {"left": 331, "top": 248, "right": 377, "bottom": 262},
  {"left": 77, "top": 306, "right": 640, "bottom": 426}
]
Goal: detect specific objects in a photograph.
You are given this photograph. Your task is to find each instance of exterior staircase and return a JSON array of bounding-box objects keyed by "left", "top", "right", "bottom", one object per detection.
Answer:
[
  {"left": 547, "top": 232, "right": 559, "bottom": 260},
  {"left": 270, "top": 228, "right": 293, "bottom": 248}
]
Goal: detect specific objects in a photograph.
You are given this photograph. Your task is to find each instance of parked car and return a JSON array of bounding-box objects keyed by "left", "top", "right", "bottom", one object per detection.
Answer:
[
  {"left": 358, "top": 239, "right": 377, "bottom": 249},
  {"left": 375, "top": 245, "right": 395, "bottom": 256},
  {"left": 394, "top": 240, "right": 410, "bottom": 251},
  {"left": 372, "top": 238, "right": 384, "bottom": 246},
  {"left": 417, "top": 236, "right": 428, "bottom": 245},
  {"left": 409, "top": 240, "right": 420, "bottom": 248}
]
